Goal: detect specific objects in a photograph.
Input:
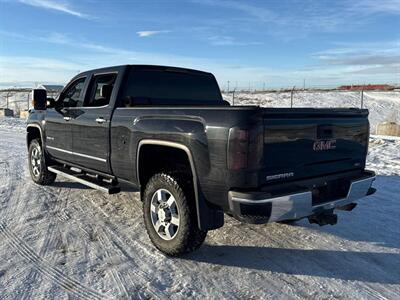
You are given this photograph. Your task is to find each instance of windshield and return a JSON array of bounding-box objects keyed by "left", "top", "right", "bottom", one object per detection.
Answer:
[{"left": 120, "top": 67, "right": 223, "bottom": 106}]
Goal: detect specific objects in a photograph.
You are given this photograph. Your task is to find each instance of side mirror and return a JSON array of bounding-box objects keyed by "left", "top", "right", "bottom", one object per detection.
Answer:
[{"left": 32, "top": 89, "right": 47, "bottom": 110}]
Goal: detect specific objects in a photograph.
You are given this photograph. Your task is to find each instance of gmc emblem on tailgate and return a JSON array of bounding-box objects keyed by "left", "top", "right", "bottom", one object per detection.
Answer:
[{"left": 313, "top": 139, "right": 337, "bottom": 151}]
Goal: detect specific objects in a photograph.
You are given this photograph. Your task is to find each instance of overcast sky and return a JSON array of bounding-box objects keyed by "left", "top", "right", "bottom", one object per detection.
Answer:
[{"left": 0, "top": 0, "right": 399, "bottom": 89}]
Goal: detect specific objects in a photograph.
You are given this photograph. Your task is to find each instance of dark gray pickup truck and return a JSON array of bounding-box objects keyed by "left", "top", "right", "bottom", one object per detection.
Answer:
[{"left": 27, "top": 65, "right": 376, "bottom": 255}]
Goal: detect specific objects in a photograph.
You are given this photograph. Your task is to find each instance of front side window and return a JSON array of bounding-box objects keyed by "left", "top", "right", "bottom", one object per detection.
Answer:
[
  {"left": 85, "top": 73, "right": 117, "bottom": 107},
  {"left": 60, "top": 77, "right": 86, "bottom": 108}
]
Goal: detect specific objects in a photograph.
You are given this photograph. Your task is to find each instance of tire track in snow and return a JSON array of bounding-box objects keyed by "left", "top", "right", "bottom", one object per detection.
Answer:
[
  {"left": 0, "top": 131, "right": 266, "bottom": 299},
  {"left": 0, "top": 150, "right": 28, "bottom": 226},
  {"left": 0, "top": 161, "right": 12, "bottom": 214},
  {"left": 0, "top": 159, "right": 48, "bottom": 299},
  {"left": 95, "top": 230, "right": 130, "bottom": 298},
  {"left": 122, "top": 193, "right": 240, "bottom": 299},
  {"left": 20, "top": 187, "right": 74, "bottom": 300},
  {"left": 56, "top": 195, "right": 132, "bottom": 299},
  {"left": 45, "top": 188, "right": 164, "bottom": 299},
  {"left": 3, "top": 168, "right": 70, "bottom": 299},
  {"left": 0, "top": 223, "right": 108, "bottom": 300},
  {"left": 87, "top": 192, "right": 241, "bottom": 299},
  {"left": 0, "top": 160, "right": 20, "bottom": 223},
  {"left": 75, "top": 194, "right": 166, "bottom": 300}
]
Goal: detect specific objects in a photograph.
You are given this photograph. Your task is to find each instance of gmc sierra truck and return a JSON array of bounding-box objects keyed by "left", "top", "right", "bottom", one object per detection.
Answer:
[{"left": 27, "top": 65, "right": 376, "bottom": 255}]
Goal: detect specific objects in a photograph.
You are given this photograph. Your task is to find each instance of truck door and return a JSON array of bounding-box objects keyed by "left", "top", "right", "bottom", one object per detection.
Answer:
[
  {"left": 45, "top": 77, "right": 87, "bottom": 162},
  {"left": 68, "top": 72, "right": 118, "bottom": 173}
]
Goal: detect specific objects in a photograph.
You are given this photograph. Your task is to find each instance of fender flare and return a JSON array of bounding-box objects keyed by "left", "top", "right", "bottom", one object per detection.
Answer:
[
  {"left": 26, "top": 124, "right": 44, "bottom": 147},
  {"left": 137, "top": 139, "right": 223, "bottom": 230}
]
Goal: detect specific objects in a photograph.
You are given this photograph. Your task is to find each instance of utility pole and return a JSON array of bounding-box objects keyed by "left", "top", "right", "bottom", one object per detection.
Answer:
[
  {"left": 248, "top": 81, "right": 251, "bottom": 92},
  {"left": 227, "top": 80, "right": 230, "bottom": 93},
  {"left": 303, "top": 78, "right": 306, "bottom": 90},
  {"left": 6, "top": 91, "right": 11, "bottom": 109},
  {"left": 290, "top": 86, "right": 295, "bottom": 108},
  {"left": 263, "top": 82, "right": 266, "bottom": 91},
  {"left": 361, "top": 85, "right": 364, "bottom": 108}
]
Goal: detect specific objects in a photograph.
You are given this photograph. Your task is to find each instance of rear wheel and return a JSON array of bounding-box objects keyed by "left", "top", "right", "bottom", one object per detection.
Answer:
[
  {"left": 28, "top": 139, "right": 56, "bottom": 185},
  {"left": 143, "top": 173, "right": 207, "bottom": 256}
]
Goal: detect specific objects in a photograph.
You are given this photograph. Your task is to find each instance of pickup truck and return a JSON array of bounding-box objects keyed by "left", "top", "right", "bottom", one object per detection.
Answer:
[{"left": 27, "top": 65, "right": 376, "bottom": 256}]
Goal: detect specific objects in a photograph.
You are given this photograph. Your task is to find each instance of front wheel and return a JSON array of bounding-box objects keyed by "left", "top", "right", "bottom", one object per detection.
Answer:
[
  {"left": 28, "top": 139, "right": 56, "bottom": 185},
  {"left": 142, "top": 173, "right": 207, "bottom": 256}
]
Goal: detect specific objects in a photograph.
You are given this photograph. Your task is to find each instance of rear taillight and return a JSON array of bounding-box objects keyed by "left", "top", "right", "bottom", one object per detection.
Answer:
[{"left": 228, "top": 127, "right": 249, "bottom": 170}]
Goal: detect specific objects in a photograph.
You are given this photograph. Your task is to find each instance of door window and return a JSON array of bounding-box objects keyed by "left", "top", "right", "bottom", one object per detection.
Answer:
[
  {"left": 85, "top": 73, "right": 117, "bottom": 107},
  {"left": 59, "top": 77, "right": 86, "bottom": 108}
]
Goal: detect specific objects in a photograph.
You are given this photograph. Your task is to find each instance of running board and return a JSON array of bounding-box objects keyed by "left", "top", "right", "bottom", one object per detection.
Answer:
[{"left": 48, "top": 165, "right": 120, "bottom": 194}]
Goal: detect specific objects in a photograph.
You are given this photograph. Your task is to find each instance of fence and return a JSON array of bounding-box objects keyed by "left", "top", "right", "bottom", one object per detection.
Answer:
[{"left": 223, "top": 87, "right": 386, "bottom": 109}]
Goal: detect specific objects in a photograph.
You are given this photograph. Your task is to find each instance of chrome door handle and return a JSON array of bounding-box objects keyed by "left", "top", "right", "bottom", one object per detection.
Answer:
[
  {"left": 96, "top": 117, "right": 106, "bottom": 124},
  {"left": 63, "top": 116, "right": 71, "bottom": 121}
]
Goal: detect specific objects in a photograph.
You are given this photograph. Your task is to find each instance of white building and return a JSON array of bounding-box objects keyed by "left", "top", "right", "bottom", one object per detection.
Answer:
[{"left": 37, "top": 84, "right": 64, "bottom": 97}]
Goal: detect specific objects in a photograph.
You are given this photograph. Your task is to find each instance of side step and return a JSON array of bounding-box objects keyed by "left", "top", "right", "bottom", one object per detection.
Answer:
[{"left": 48, "top": 165, "right": 120, "bottom": 194}]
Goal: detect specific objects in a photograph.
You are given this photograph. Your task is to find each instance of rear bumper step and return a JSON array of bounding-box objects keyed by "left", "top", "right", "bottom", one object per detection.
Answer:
[
  {"left": 228, "top": 171, "right": 376, "bottom": 224},
  {"left": 48, "top": 165, "right": 120, "bottom": 194}
]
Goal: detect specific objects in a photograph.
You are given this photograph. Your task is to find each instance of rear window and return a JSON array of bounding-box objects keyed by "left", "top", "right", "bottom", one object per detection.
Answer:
[{"left": 120, "top": 67, "right": 223, "bottom": 106}]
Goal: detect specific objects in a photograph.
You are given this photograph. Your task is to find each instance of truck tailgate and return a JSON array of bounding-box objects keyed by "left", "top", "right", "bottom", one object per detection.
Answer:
[{"left": 260, "top": 108, "right": 369, "bottom": 185}]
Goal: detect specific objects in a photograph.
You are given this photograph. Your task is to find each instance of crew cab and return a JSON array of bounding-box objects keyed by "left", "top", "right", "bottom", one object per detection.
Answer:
[{"left": 27, "top": 65, "right": 376, "bottom": 255}]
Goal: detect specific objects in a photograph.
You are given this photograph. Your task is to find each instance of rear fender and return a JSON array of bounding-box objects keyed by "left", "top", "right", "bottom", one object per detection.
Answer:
[{"left": 137, "top": 139, "right": 224, "bottom": 230}]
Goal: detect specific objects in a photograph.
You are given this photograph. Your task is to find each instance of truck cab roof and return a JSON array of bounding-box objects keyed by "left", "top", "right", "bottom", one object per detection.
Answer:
[{"left": 73, "top": 65, "right": 212, "bottom": 80}]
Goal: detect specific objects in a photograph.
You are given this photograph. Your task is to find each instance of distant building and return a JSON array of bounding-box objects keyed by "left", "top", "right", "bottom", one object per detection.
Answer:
[
  {"left": 338, "top": 84, "right": 395, "bottom": 91},
  {"left": 37, "top": 84, "right": 64, "bottom": 93},
  {"left": 36, "top": 84, "right": 64, "bottom": 99}
]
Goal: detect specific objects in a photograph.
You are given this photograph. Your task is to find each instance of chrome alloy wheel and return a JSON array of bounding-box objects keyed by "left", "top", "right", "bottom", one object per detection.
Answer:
[
  {"left": 30, "top": 145, "right": 42, "bottom": 177},
  {"left": 150, "top": 189, "right": 180, "bottom": 240}
]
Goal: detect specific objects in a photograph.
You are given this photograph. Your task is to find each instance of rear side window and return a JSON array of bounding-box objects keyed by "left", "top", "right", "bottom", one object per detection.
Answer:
[
  {"left": 120, "top": 68, "right": 223, "bottom": 106},
  {"left": 85, "top": 73, "right": 117, "bottom": 107}
]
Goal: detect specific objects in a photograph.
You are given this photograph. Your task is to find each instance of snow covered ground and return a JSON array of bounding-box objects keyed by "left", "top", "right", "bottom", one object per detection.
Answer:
[
  {"left": 0, "top": 116, "right": 399, "bottom": 299},
  {"left": 0, "top": 116, "right": 26, "bottom": 133}
]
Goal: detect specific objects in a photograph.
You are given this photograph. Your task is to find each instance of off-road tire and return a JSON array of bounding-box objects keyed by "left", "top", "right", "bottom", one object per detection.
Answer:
[
  {"left": 28, "top": 139, "right": 56, "bottom": 185},
  {"left": 143, "top": 173, "right": 207, "bottom": 256}
]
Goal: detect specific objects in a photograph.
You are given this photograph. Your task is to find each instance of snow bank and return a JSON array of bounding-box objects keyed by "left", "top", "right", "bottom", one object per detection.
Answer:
[{"left": 368, "top": 136, "right": 400, "bottom": 176}]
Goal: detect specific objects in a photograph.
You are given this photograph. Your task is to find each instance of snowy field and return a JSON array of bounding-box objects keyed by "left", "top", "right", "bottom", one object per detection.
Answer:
[{"left": 0, "top": 112, "right": 399, "bottom": 299}]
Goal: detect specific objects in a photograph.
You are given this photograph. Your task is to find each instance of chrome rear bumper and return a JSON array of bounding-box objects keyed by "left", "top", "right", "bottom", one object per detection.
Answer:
[{"left": 228, "top": 172, "right": 376, "bottom": 223}]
